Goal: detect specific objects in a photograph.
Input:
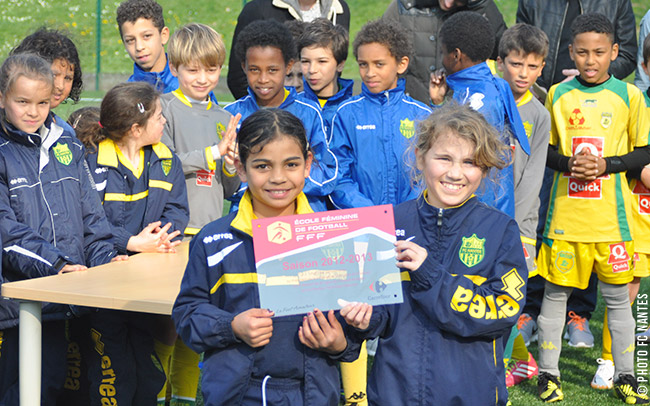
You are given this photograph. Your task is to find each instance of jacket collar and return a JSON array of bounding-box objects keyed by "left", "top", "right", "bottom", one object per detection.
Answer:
[
  {"left": 360, "top": 78, "right": 406, "bottom": 105},
  {"left": 417, "top": 190, "right": 476, "bottom": 227},
  {"left": 97, "top": 138, "right": 172, "bottom": 168},
  {"left": 516, "top": 89, "right": 533, "bottom": 108},
  {"left": 301, "top": 77, "right": 354, "bottom": 106},
  {"left": 172, "top": 88, "right": 214, "bottom": 110},
  {"left": 231, "top": 189, "right": 313, "bottom": 236},
  {"left": 0, "top": 111, "right": 54, "bottom": 147},
  {"left": 130, "top": 56, "right": 178, "bottom": 93}
]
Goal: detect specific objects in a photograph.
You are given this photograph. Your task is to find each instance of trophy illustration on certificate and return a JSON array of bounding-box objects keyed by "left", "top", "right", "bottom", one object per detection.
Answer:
[{"left": 252, "top": 205, "right": 404, "bottom": 316}]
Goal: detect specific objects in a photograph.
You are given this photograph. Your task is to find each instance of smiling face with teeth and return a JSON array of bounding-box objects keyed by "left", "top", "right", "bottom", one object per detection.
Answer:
[
  {"left": 243, "top": 46, "right": 293, "bottom": 107},
  {"left": 237, "top": 134, "right": 313, "bottom": 219},
  {"left": 417, "top": 130, "right": 485, "bottom": 209}
]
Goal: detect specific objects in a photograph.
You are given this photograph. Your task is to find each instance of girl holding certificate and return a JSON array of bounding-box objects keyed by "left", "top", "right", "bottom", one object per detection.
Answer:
[
  {"left": 341, "top": 103, "right": 528, "bottom": 406},
  {"left": 172, "top": 108, "right": 358, "bottom": 406}
]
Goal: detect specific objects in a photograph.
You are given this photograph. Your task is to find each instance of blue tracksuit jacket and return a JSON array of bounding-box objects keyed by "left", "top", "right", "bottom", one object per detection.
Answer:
[
  {"left": 172, "top": 191, "right": 357, "bottom": 406},
  {"left": 128, "top": 56, "right": 179, "bottom": 94},
  {"left": 444, "top": 62, "right": 530, "bottom": 217},
  {"left": 353, "top": 194, "right": 527, "bottom": 405},
  {"left": 225, "top": 87, "right": 338, "bottom": 211},
  {"left": 329, "top": 78, "right": 432, "bottom": 208},
  {"left": 0, "top": 114, "right": 116, "bottom": 329},
  {"left": 86, "top": 139, "right": 189, "bottom": 254},
  {"left": 297, "top": 77, "right": 354, "bottom": 140}
]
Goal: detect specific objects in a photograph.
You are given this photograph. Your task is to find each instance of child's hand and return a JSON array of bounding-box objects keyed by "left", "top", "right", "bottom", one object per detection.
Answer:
[
  {"left": 110, "top": 255, "right": 129, "bottom": 263},
  {"left": 339, "top": 301, "right": 372, "bottom": 330},
  {"left": 298, "top": 309, "right": 347, "bottom": 354},
  {"left": 217, "top": 113, "right": 241, "bottom": 159},
  {"left": 58, "top": 264, "right": 88, "bottom": 274},
  {"left": 395, "top": 240, "right": 428, "bottom": 272},
  {"left": 429, "top": 69, "right": 448, "bottom": 105},
  {"left": 127, "top": 221, "right": 180, "bottom": 253},
  {"left": 231, "top": 308, "right": 274, "bottom": 348},
  {"left": 569, "top": 148, "right": 605, "bottom": 181}
]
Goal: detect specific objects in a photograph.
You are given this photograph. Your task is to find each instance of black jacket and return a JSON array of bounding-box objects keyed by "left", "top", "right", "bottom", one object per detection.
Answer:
[
  {"left": 516, "top": 0, "right": 637, "bottom": 90},
  {"left": 382, "top": 0, "right": 507, "bottom": 103},
  {"left": 227, "top": 0, "right": 350, "bottom": 100}
]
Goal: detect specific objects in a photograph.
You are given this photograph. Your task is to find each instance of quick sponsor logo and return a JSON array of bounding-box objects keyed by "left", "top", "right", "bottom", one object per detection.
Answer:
[
  {"left": 608, "top": 242, "right": 630, "bottom": 273},
  {"left": 567, "top": 178, "right": 602, "bottom": 199},
  {"left": 640, "top": 195, "right": 650, "bottom": 215},
  {"left": 566, "top": 136, "right": 605, "bottom": 199}
]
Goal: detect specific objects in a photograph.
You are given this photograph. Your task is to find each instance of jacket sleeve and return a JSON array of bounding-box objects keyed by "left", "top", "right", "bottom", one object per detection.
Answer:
[
  {"left": 408, "top": 219, "right": 528, "bottom": 339},
  {"left": 0, "top": 172, "right": 67, "bottom": 279},
  {"left": 159, "top": 154, "right": 190, "bottom": 237},
  {"left": 172, "top": 237, "right": 240, "bottom": 353},
  {"left": 328, "top": 112, "right": 375, "bottom": 208},
  {"left": 302, "top": 108, "right": 338, "bottom": 198},
  {"left": 219, "top": 163, "right": 242, "bottom": 199},
  {"left": 634, "top": 12, "right": 650, "bottom": 90},
  {"left": 610, "top": 0, "right": 638, "bottom": 80},
  {"left": 515, "top": 0, "right": 534, "bottom": 25},
  {"left": 79, "top": 159, "right": 116, "bottom": 268}
]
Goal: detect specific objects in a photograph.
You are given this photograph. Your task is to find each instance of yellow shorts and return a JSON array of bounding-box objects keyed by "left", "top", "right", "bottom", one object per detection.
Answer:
[
  {"left": 537, "top": 240, "right": 634, "bottom": 289},
  {"left": 634, "top": 252, "right": 650, "bottom": 278}
]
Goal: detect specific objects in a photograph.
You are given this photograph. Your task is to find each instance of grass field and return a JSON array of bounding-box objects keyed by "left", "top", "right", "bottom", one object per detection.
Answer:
[{"left": 2, "top": 1, "right": 650, "bottom": 405}]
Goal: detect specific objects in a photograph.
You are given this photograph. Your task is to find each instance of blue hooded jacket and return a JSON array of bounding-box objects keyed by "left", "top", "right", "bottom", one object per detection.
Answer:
[
  {"left": 329, "top": 78, "right": 431, "bottom": 209},
  {"left": 225, "top": 87, "right": 338, "bottom": 212},
  {"left": 297, "top": 77, "right": 354, "bottom": 140},
  {"left": 0, "top": 114, "right": 116, "bottom": 329},
  {"left": 444, "top": 62, "right": 530, "bottom": 217}
]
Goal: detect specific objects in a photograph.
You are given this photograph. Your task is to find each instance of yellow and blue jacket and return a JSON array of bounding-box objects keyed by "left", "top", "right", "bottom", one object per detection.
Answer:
[
  {"left": 172, "top": 191, "right": 358, "bottom": 406},
  {"left": 86, "top": 139, "right": 189, "bottom": 254},
  {"left": 354, "top": 194, "right": 527, "bottom": 406}
]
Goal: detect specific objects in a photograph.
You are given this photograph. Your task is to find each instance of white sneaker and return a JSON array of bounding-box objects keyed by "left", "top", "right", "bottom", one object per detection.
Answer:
[{"left": 591, "top": 358, "right": 615, "bottom": 390}]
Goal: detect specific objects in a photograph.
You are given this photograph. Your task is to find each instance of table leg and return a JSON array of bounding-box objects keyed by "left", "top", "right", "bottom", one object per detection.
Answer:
[{"left": 19, "top": 301, "right": 41, "bottom": 406}]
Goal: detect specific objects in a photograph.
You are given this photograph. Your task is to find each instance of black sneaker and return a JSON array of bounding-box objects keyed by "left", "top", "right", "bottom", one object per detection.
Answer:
[
  {"left": 613, "top": 374, "right": 649, "bottom": 404},
  {"left": 538, "top": 372, "right": 564, "bottom": 403}
]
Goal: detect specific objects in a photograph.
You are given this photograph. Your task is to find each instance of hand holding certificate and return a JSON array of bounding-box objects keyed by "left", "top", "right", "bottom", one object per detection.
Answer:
[{"left": 252, "top": 205, "right": 404, "bottom": 317}]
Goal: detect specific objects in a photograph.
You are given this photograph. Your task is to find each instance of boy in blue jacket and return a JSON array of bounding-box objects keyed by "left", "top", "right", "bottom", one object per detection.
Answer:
[
  {"left": 296, "top": 18, "right": 353, "bottom": 139},
  {"left": 116, "top": 0, "right": 177, "bottom": 93},
  {"left": 329, "top": 19, "right": 432, "bottom": 209},
  {"left": 430, "top": 11, "right": 530, "bottom": 218},
  {"left": 225, "top": 19, "right": 338, "bottom": 212}
]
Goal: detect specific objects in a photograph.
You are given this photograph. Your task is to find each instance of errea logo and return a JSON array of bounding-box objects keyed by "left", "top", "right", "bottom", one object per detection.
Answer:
[
  {"left": 95, "top": 167, "right": 108, "bottom": 174},
  {"left": 355, "top": 124, "right": 376, "bottom": 130},
  {"left": 203, "top": 233, "right": 234, "bottom": 244},
  {"left": 9, "top": 177, "right": 27, "bottom": 186}
]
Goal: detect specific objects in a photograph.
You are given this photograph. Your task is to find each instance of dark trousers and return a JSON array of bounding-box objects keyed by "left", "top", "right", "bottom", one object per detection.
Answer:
[{"left": 0, "top": 320, "right": 67, "bottom": 406}]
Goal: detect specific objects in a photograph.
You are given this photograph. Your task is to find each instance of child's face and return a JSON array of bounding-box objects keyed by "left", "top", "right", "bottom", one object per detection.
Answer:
[
  {"left": 171, "top": 62, "right": 221, "bottom": 101},
  {"left": 0, "top": 76, "right": 51, "bottom": 134},
  {"left": 357, "top": 42, "right": 408, "bottom": 94},
  {"left": 642, "top": 60, "right": 650, "bottom": 79},
  {"left": 121, "top": 18, "right": 170, "bottom": 73},
  {"left": 497, "top": 51, "right": 545, "bottom": 102},
  {"left": 285, "top": 63, "right": 303, "bottom": 93},
  {"left": 50, "top": 58, "right": 74, "bottom": 109},
  {"left": 237, "top": 135, "right": 312, "bottom": 219},
  {"left": 243, "top": 46, "right": 292, "bottom": 107},
  {"left": 417, "top": 131, "right": 484, "bottom": 209},
  {"left": 300, "top": 45, "right": 344, "bottom": 97},
  {"left": 136, "top": 100, "right": 165, "bottom": 146},
  {"left": 569, "top": 32, "right": 618, "bottom": 85}
]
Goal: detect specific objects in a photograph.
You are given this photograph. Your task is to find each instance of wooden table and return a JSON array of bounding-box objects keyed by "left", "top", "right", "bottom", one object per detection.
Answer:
[{"left": 0, "top": 243, "right": 189, "bottom": 406}]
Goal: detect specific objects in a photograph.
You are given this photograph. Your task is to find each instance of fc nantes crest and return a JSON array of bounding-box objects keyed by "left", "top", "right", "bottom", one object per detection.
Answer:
[
  {"left": 161, "top": 160, "right": 172, "bottom": 176},
  {"left": 216, "top": 122, "right": 226, "bottom": 140},
  {"left": 459, "top": 234, "right": 485, "bottom": 267},
  {"left": 53, "top": 142, "right": 73, "bottom": 166},
  {"left": 399, "top": 118, "right": 415, "bottom": 139}
]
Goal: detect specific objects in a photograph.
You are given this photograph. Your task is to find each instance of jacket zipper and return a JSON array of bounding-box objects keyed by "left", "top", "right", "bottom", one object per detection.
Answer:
[
  {"left": 38, "top": 168, "right": 57, "bottom": 247},
  {"left": 437, "top": 208, "right": 443, "bottom": 227}
]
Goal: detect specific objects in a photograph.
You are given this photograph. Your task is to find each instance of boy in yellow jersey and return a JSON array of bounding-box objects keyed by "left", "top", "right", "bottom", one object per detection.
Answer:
[
  {"left": 537, "top": 13, "right": 650, "bottom": 404},
  {"left": 592, "top": 32, "right": 650, "bottom": 393},
  {"left": 496, "top": 22, "right": 550, "bottom": 388}
]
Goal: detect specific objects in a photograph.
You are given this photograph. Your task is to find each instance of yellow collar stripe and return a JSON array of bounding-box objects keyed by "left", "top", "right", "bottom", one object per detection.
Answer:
[
  {"left": 116, "top": 146, "right": 145, "bottom": 178},
  {"left": 104, "top": 190, "right": 149, "bottom": 202},
  {"left": 152, "top": 142, "right": 172, "bottom": 159},
  {"left": 97, "top": 139, "right": 119, "bottom": 167},
  {"left": 210, "top": 272, "right": 259, "bottom": 294},
  {"left": 517, "top": 90, "right": 533, "bottom": 107},
  {"left": 423, "top": 190, "right": 474, "bottom": 209},
  {"left": 172, "top": 88, "right": 212, "bottom": 110},
  {"left": 231, "top": 190, "right": 313, "bottom": 236}
]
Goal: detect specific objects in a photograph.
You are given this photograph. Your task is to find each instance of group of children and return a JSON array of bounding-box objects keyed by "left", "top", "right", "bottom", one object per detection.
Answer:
[{"left": 0, "top": 0, "right": 648, "bottom": 405}]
